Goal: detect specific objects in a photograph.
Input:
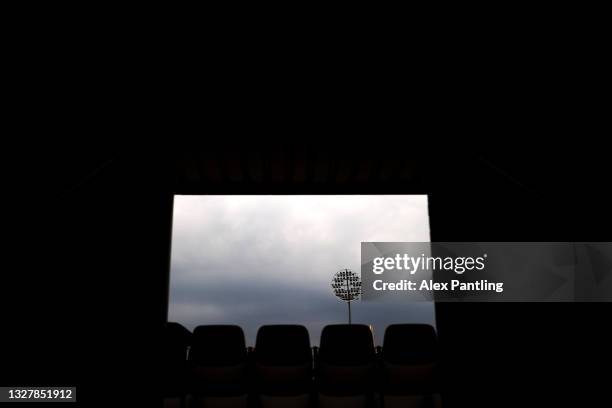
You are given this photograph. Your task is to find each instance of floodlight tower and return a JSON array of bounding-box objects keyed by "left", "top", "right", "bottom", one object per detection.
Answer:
[{"left": 331, "top": 269, "right": 361, "bottom": 324}]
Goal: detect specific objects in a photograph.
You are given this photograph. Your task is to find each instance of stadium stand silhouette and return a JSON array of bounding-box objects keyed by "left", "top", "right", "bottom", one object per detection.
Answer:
[
  {"left": 162, "top": 323, "right": 440, "bottom": 408},
  {"left": 10, "top": 145, "right": 611, "bottom": 407}
]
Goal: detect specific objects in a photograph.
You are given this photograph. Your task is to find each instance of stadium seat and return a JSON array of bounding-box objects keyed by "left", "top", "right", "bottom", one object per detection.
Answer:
[
  {"left": 316, "top": 324, "right": 376, "bottom": 408},
  {"left": 254, "top": 325, "right": 313, "bottom": 408},
  {"left": 189, "top": 325, "right": 249, "bottom": 408},
  {"left": 381, "top": 324, "right": 440, "bottom": 408},
  {"left": 162, "top": 322, "right": 191, "bottom": 408}
]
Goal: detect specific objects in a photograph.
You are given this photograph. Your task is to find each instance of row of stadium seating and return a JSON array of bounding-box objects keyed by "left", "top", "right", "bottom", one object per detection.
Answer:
[{"left": 162, "top": 323, "right": 440, "bottom": 408}]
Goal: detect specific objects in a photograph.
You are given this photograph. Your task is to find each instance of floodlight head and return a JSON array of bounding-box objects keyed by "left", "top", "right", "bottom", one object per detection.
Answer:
[{"left": 331, "top": 269, "right": 361, "bottom": 302}]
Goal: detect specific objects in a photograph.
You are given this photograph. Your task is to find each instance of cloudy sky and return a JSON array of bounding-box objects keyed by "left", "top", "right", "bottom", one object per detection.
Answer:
[{"left": 169, "top": 195, "right": 434, "bottom": 345}]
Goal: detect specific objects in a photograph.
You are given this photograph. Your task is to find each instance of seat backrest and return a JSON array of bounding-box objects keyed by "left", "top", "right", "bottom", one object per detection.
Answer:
[
  {"left": 255, "top": 325, "right": 311, "bottom": 366},
  {"left": 164, "top": 322, "right": 191, "bottom": 362},
  {"left": 319, "top": 324, "right": 375, "bottom": 365},
  {"left": 190, "top": 325, "right": 246, "bottom": 366},
  {"left": 382, "top": 324, "right": 437, "bottom": 365}
]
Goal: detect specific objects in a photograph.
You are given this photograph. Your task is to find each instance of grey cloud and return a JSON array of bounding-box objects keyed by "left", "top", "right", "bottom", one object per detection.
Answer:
[{"left": 169, "top": 195, "right": 434, "bottom": 345}]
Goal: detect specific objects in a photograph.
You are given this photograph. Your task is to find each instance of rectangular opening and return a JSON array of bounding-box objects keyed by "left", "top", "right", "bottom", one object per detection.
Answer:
[{"left": 168, "top": 195, "right": 433, "bottom": 345}]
